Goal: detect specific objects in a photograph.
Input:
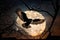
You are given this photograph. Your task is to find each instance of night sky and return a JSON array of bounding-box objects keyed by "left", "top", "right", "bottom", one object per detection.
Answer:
[{"left": 0, "top": 0, "right": 60, "bottom": 39}]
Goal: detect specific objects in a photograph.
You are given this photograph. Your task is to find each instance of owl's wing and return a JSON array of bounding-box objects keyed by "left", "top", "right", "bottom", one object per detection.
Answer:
[
  {"left": 31, "top": 19, "right": 45, "bottom": 24},
  {"left": 21, "top": 12, "right": 29, "bottom": 22}
]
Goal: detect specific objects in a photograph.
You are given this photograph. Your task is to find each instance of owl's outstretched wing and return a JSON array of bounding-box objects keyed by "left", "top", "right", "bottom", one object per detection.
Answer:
[
  {"left": 21, "top": 12, "right": 30, "bottom": 22},
  {"left": 31, "top": 19, "right": 45, "bottom": 24}
]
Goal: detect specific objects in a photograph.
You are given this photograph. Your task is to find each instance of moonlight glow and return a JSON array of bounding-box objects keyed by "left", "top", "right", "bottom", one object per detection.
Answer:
[{"left": 16, "top": 10, "right": 46, "bottom": 37}]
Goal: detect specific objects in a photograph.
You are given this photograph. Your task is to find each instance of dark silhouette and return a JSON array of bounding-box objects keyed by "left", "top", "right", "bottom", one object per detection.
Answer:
[
  {"left": 31, "top": 19, "right": 45, "bottom": 24},
  {"left": 16, "top": 9, "right": 32, "bottom": 28},
  {"left": 16, "top": 9, "right": 45, "bottom": 28}
]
